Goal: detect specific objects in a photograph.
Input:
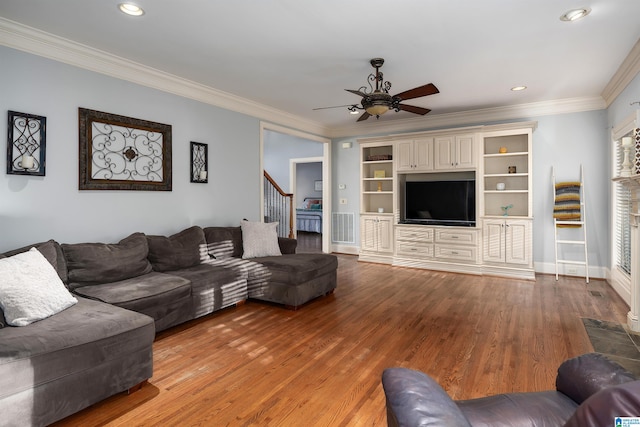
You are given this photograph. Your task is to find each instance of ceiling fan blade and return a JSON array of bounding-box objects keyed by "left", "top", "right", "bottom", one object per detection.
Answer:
[
  {"left": 345, "top": 89, "right": 368, "bottom": 97},
  {"left": 398, "top": 104, "right": 431, "bottom": 115},
  {"left": 394, "top": 83, "right": 439, "bottom": 101},
  {"left": 357, "top": 111, "right": 371, "bottom": 122},
  {"left": 313, "top": 104, "right": 356, "bottom": 111}
]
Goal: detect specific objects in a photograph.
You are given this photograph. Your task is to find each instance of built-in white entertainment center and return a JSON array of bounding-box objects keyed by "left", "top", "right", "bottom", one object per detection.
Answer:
[{"left": 359, "top": 121, "right": 536, "bottom": 279}]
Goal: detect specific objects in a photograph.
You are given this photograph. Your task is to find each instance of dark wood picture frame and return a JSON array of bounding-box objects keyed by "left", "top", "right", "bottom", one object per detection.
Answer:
[
  {"left": 79, "top": 108, "right": 172, "bottom": 191},
  {"left": 6, "top": 110, "right": 47, "bottom": 176}
]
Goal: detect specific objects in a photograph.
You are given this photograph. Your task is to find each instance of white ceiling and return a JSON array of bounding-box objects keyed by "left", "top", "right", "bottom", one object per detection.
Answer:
[{"left": 1, "top": 0, "right": 640, "bottom": 134}]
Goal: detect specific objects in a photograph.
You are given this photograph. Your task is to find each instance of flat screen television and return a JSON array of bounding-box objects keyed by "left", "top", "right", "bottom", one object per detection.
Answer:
[{"left": 403, "top": 180, "right": 475, "bottom": 226}]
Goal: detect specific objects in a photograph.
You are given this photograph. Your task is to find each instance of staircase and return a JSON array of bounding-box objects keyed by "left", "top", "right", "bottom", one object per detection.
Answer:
[{"left": 264, "top": 171, "right": 294, "bottom": 238}]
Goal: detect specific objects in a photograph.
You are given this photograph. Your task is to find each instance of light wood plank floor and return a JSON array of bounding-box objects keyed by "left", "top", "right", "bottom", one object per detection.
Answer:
[{"left": 53, "top": 255, "right": 629, "bottom": 426}]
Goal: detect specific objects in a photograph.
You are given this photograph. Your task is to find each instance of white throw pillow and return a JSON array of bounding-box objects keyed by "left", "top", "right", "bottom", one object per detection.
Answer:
[
  {"left": 241, "top": 220, "right": 282, "bottom": 259},
  {"left": 0, "top": 248, "right": 77, "bottom": 326}
]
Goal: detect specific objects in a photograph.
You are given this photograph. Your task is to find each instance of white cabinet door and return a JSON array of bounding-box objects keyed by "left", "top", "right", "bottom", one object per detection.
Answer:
[
  {"left": 361, "top": 216, "right": 378, "bottom": 252},
  {"left": 396, "top": 138, "right": 433, "bottom": 171},
  {"left": 434, "top": 134, "right": 475, "bottom": 170},
  {"left": 483, "top": 219, "right": 531, "bottom": 266},
  {"left": 361, "top": 215, "right": 394, "bottom": 253},
  {"left": 377, "top": 216, "right": 394, "bottom": 253},
  {"left": 396, "top": 140, "right": 414, "bottom": 171},
  {"left": 414, "top": 138, "right": 434, "bottom": 171},
  {"left": 456, "top": 134, "right": 475, "bottom": 169},
  {"left": 434, "top": 136, "right": 454, "bottom": 170},
  {"left": 505, "top": 220, "right": 531, "bottom": 265},
  {"left": 483, "top": 220, "right": 505, "bottom": 263}
]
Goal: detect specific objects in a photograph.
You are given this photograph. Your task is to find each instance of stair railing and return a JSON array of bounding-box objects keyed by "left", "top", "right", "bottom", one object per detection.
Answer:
[{"left": 263, "top": 170, "right": 294, "bottom": 238}]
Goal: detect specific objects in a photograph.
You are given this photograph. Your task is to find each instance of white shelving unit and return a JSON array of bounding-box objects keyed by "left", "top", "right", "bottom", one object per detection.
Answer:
[{"left": 481, "top": 123, "right": 535, "bottom": 278}]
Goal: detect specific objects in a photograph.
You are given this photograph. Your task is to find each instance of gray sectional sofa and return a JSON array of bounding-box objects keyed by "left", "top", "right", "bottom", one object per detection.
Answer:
[{"left": 0, "top": 224, "right": 337, "bottom": 426}]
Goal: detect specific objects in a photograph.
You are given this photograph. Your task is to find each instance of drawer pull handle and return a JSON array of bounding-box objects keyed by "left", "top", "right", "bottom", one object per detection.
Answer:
[
  {"left": 451, "top": 236, "right": 459, "bottom": 239},
  {"left": 451, "top": 251, "right": 459, "bottom": 255}
]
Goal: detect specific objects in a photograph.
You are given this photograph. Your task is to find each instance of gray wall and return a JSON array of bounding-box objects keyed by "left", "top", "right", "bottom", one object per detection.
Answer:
[
  {"left": 263, "top": 130, "right": 323, "bottom": 193},
  {"left": 0, "top": 46, "right": 260, "bottom": 251}
]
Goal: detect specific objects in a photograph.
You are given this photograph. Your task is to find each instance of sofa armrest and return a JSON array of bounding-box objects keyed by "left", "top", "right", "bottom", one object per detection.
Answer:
[
  {"left": 556, "top": 353, "right": 636, "bottom": 404},
  {"left": 278, "top": 237, "right": 297, "bottom": 254},
  {"left": 381, "top": 368, "right": 472, "bottom": 427}
]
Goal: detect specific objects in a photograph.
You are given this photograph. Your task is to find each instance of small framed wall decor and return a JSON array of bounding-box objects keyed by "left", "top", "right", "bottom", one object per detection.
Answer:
[
  {"left": 78, "top": 108, "right": 172, "bottom": 191},
  {"left": 190, "top": 141, "right": 208, "bottom": 183},
  {"left": 6, "top": 110, "right": 47, "bottom": 176},
  {"left": 314, "top": 180, "right": 323, "bottom": 191}
]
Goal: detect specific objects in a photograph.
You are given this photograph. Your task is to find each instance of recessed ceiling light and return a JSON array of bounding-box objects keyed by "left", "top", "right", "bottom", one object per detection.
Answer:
[
  {"left": 560, "top": 8, "right": 591, "bottom": 22},
  {"left": 118, "top": 3, "right": 145, "bottom": 16},
  {"left": 511, "top": 86, "right": 527, "bottom": 92}
]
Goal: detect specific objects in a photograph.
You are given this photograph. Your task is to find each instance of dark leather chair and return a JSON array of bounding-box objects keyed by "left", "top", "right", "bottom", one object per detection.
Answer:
[{"left": 382, "top": 353, "right": 640, "bottom": 426}]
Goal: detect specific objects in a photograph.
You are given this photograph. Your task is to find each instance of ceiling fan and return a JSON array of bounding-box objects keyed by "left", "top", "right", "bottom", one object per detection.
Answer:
[{"left": 314, "top": 58, "right": 439, "bottom": 122}]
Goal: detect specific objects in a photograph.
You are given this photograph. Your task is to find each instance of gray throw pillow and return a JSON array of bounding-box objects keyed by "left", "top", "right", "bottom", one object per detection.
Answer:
[
  {"left": 62, "top": 233, "right": 152, "bottom": 289},
  {"left": 146, "top": 226, "right": 206, "bottom": 272},
  {"left": 241, "top": 220, "right": 282, "bottom": 259}
]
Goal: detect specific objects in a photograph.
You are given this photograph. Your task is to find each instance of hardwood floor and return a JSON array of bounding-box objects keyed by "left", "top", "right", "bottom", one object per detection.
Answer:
[{"left": 53, "top": 255, "right": 629, "bottom": 426}]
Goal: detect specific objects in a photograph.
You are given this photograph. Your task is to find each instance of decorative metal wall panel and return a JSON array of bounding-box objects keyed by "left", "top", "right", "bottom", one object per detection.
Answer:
[
  {"left": 190, "top": 141, "right": 208, "bottom": 183},
  {"left": 79, "top": 108, "right": 172, "bottom": 191},
  {"left": 634, "top": 127, "right": 640, "bottom": 175},
  {"left": 6, "top": 110, "right": 46, "bottom": 176}
]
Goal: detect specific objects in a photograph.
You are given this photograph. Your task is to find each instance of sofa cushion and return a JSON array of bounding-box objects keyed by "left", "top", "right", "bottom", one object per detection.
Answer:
[
  {"left": 2, "top": 240, "right": 68, "bottom": 284},
  {"left": 168, "top": 264, "right": 247, "bottom": 317},
  {"left": 241, "top": 220, "right": 281, "bottom": 259},
  {"left": 0, "top": 248, "right": 78, "bottom": 327},
  {"left": 382, "top": 367, "right": 472, "bottom": 427},
  {"left": 457, "top": 391, "right": 578, "bottom": 426},
  {"left": 203, "top": 226, "right": 243, "bottom": 259},
  {"left": 74, "top": 272, "right": 191, "bottom": 317},
  {"left": 251, "top": 253, "right": 338, "bottom": 285},
  {"left": 563, "top": 380, "right": 640, "bottom": 427},
  {"left": 556, "top": 352, "right": 636, "bottom": 404},
  {"left": 62, "top": 233, "right": 152, "bottom": 289},
  {"left": 147, "top": 226, "right": 206, "bottom": 272}
]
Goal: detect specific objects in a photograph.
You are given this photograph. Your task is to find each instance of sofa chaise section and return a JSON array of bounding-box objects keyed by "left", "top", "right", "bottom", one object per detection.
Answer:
[
  {"left": 0, "top": 239, "right": 155, "bottom": 427},
  {"left": 203, "top": 226, "right": 338, "bottom": 309},
  {"left": 0, "top": 297, "right": 154, "bottom": 426}
]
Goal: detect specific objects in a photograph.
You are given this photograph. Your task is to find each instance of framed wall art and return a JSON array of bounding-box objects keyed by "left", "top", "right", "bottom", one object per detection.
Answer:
[
  {"left": 78, "top": 108, "right": 172, "bottom": 191},
  {"left": 190, "top": 141, "right": 208, "bottom": 183},
  {"left": 6, "top": 110, "right": 47, "bottom": 176}
]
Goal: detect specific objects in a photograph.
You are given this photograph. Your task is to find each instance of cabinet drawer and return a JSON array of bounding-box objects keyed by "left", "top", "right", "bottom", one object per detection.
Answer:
[
  {"left": 434, "top": 244, "right": 477, "bottom": 262},
  {"left": 435, "top": 229, "right": 477, "bottom": 245},
  {"left": 397, "top": 242, "right": 434, "bottom": 258},
  {"left": 396, "top": 228, "right": 434, "bottom": 242}
]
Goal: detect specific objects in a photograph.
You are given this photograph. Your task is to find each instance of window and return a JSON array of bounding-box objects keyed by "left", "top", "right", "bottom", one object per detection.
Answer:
[{"left": 614, "top": 137, "right": 632, "bottom": 274}]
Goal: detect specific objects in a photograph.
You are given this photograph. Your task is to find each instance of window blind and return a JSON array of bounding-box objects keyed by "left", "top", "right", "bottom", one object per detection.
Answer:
[{"left": 614, "top": 138, "right": 632, "bottom": 275}]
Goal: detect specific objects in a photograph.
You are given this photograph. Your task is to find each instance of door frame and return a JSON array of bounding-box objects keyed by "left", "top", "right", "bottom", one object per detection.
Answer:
[{"left": 260, "top": 122, "right": 331, "bottom": 253}]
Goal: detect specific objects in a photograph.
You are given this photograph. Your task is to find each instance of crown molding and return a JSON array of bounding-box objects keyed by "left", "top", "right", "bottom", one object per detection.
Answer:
[
  {"left": 602, "top": 37, "right": 640, "bottom": 107},
  {"left": 328, "top": 96, "right": 606, "bottom": 138},
  {"left": 0, "top": 17, "right": 332, "bottom": 137},
  {"left": 0, "top": 17, "right": 613, "bottom": 141}
]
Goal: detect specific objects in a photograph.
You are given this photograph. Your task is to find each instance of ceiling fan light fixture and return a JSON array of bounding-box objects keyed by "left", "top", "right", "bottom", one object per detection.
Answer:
[
  {"left": 365, "top": 104, "right": 389, "bottom": 116},
  {"left": 560, "top": 8, "right": 591, "bottom": 22},
  {"left": 118, "top": 3, "right": 145, "bottom": 16}
]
